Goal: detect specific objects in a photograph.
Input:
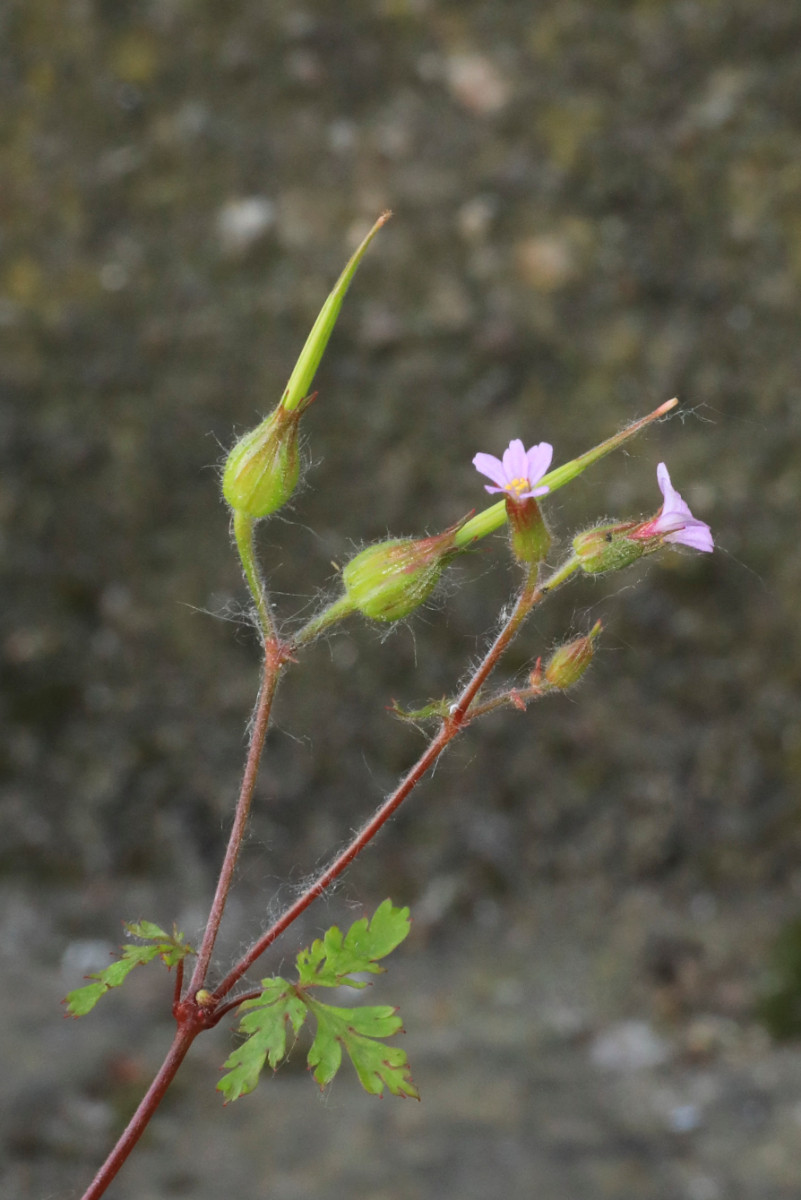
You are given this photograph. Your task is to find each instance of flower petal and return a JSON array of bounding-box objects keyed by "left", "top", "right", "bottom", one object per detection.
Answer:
[
  {"left": 472, "top": 452, "right": 507, "bottom": 489},
  {"left": 502, "top": 439, "right": 528, "bottom": 481},
  {"left": 654, "top": 463, "right": 714, "bottom": 552},
  {"left": 666, "top": 522, "right": 714, "bottom": 553},
  {"left": 525, "top": 442, "right": 554, "bottom": 485},
  {"left": 656, "top": 462, "right": 673, "bottom": 502}
]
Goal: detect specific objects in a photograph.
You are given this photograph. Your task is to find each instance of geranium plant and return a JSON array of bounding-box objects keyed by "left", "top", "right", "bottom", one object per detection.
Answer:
[{"left": 64, "top": 214, "right": 712, "bottom": 1199}]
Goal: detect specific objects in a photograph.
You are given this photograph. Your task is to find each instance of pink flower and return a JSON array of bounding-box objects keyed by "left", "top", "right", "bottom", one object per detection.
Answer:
[
  {"left": 632, "top": 463, "right": 714, "bottom": 552},
  {"left": 473, "top": 439, "right": 553, "bottom": 499}
]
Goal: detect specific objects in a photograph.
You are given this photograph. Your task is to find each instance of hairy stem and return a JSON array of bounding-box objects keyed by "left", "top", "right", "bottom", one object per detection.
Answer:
[
  {"left": 451, "top": 554, "right": 579, "bottom": 719},
  {"left": 188, "top": 649, "right": 281, "bottom": 995},
  {"left": 81, "top": 646, "right": 284, "bottom": 1199},
  {"left": 233, "top": 511, "right": 275, "bottom": 643}
]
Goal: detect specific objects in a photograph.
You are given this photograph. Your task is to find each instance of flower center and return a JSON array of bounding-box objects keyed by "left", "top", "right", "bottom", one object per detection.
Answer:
[{"left": 506, "top": 476, "right": 530, "bottom": 496}]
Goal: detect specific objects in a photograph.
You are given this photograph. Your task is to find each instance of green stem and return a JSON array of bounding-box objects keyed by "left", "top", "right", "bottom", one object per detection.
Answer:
[
  {"left": 233, "top": 511, "right": 275, "bottom": 641},
  {"left": 291, "top": 593, "right": 355, "bottom": 648},
  {"left": 541, "top": 554, "right": 581, "bottom": 593}
]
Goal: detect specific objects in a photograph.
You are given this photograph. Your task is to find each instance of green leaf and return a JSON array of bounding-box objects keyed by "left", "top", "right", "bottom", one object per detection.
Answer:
[
  {"left": 65, "top": 944, "right": 160, "bottom": 1016},
  {"left": 306, "top": 998, "right": 418, "bottom": 1098},
  {"left": 64, "top": 922, "right": 195, "bottom": 1017},
  {"left": 219, "top": 900, "right": 417, "bottom": 1102},
  {"left": 296, "top": 899, "right": 411, "bottom": 988},
  {"left": 218, "top": 978, "right": 308, "bottom": 1103}
]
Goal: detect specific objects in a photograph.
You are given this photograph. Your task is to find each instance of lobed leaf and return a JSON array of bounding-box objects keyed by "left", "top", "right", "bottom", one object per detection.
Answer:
[
  {"left": 296, "top": 899, "right": 411, "bottom": 988},
  {"left": 220, "top": 900, "right": 416, "bottom": 1102},
  {"left": 306, "top": 999, "right": 418, "bottom": 1098},
  {"left": 65, "top": 944, "right": 161, "bottom": 1016},
  {"left": 218, "top": 978, "right": 308, "bottom": 1103}
]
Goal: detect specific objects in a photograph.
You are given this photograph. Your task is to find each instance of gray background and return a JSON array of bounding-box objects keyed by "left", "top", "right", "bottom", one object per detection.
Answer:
[{"left": 2, "top": 2, "right": 801, "bottom": 1197}]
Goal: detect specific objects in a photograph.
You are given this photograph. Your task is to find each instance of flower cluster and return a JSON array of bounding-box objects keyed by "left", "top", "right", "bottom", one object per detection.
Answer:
[{"left": 474, "top": 440, "right": 714, "bottom": 569}]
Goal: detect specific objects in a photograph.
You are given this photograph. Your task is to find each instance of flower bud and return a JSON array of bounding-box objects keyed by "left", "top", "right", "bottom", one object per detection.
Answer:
[
  {"left": 544, "top": 621, "right": 602, "bottom": 689},
  {"left": 342, "top": 522, "right": 465, "bottom": 622},
  {"left": 572, "top": 522, "right": 644, "bottom": 574},
  {"left": 222, "top": 395, "right": 313, "bottom": 518},
  {"left": 506, "top": 496, "right": 551, "bottom": 565}
]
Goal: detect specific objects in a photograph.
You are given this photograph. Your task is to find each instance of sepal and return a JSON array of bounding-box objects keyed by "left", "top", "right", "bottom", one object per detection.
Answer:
[
  {"left": 544, "top": 621, "right": 602, "bottom": 689},
  {"left": 572, "top": 522, "right": 644, "bottom": 574},
  {"left": 506, "top": 496, "right": 551, "bottom": 565},
  {"left": 222, "top": 394, "right": 312, "bottom": 519}
]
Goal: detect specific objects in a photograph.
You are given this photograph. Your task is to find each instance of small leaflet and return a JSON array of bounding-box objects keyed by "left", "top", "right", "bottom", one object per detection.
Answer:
[{"left": 64, "top": 922, "right": 194, "bottom": 1017}]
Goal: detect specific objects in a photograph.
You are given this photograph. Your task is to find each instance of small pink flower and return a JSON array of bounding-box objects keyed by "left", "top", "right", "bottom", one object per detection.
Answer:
[
  {"left": 473, "top": 439, "right": 553, "bottom": 500},
  {"left": 632, "top": 463, "right": 714, "bottom": 552}
]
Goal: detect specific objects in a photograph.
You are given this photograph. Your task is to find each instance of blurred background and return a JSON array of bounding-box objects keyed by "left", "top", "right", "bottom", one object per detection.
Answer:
[{"left": 3, "top": 2, "right": 801, "bottom": 1197}]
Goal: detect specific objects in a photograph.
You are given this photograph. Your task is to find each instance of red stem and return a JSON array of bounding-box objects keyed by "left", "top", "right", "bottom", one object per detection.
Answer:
[
  {"left": 172, "top": 958, "right": 184, "bottom": 1013},
  {"left": 187, "top": 648, "right": 282, "bottom": 996},
  {"left": 450, "top": 570, "right": 540, "bottom": 720},
  {"left": 78, "top": 648, "right": 284, "bottom": 1200},
  {"left": 79, "top": 1022, "right": 199, "bottom": 1200}
]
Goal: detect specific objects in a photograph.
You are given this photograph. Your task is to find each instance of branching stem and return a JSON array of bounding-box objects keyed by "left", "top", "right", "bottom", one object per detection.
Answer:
[
  {"left": 209, "top": 553, "right": 578, "bottom": 1005},
  {"left": 79, "top": 552, "right": 579, "bottom": 1196}
]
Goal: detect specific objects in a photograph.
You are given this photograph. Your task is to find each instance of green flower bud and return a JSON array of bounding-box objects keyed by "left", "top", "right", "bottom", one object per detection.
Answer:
[
  {"left": 342, "top": 522, "right": 465, "bottom": 622},
  {"left": 222, "top": 395, "right": 313, "bottom": 518},
  {"left": 506, "top": 496, "right": 551, "bottom": 565},
  {"left": 544, "top": 621, "right": 602, "bottom": 689},
  {"left": 572, "top": 522, "right": 644, "bottom": 574}
]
